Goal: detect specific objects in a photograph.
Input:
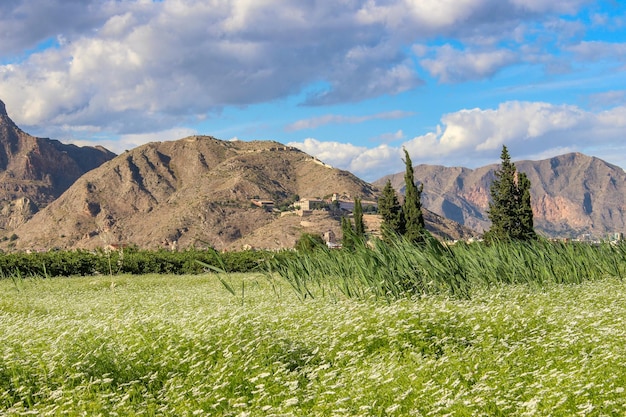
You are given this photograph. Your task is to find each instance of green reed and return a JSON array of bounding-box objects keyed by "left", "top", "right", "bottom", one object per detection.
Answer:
[{"left": 267, "top": 235, "right": 626, "bottom": 300}]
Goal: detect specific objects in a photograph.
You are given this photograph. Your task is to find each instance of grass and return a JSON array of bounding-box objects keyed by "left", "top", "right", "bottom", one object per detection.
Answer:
[
  {"left": 1, "top": 272, "right": 626, "bottom": 415},
  {"left": 267, "top": 236, "right": 626, "bottom": 300}
]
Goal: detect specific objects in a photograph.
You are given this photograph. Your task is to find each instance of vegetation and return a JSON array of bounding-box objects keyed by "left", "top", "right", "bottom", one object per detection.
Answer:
[
  {"left": 485, "top": 145, "right": 537, "bottom": 242},
  {"left": 0, "top": 248, "right": 273, "bottom": 277},
  {"left": 378, "top": 150, "right": 425, "bottom": 243},
  {"left": 402, "top": 149, "right": 426, "bottom": 243},
  {"left": 378, "top": 179, "right": 405, "bottom": 239},
  {"left": 275, "top": 193, "right": 300, "bottom": 212},
  {"left": 2, "top": 272, "right": 626, "bottom": 415},
  {"left": 339, "top": 197, "right": 367, "bottom": 251},
  {"left": 294, "top": 233, "right": 326, "bottom": 253},
  {"left": 340, "top": 216, "right": 356, "bottom": 251},
  {"left": 353, "top": 197, "right": 365, "bottom": 238},
  {"left": 0, "top": 137, "right": 623, "bottom": 414},
  {"left": 268, "top": 235, "right": 626, "bottom": 301}
]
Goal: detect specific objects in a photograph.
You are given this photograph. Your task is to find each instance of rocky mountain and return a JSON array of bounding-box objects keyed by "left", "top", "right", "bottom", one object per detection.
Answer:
[
  {"left": 5, "top": 135, "right": 473, "bottom": 251},
  {"left": 375, "top": 153, "right": 626, "bottom": 238},
  {"left": 0, "top": 99, "right": 116, "bottom": 230}
]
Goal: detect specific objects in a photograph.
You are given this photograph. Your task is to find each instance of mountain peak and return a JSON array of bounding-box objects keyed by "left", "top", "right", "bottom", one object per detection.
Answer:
[
  {"left": 376, "top": 152, "right": 626, "bottom": 238},
  {"left": 0, "top": 99, "right": 7, "bottom": 117}
]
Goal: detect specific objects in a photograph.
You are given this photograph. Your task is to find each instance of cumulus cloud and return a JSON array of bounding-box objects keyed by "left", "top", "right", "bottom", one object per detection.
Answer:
[
  {"left": 0, "top": 0, "right": 117, "bottom": 56},
  {"left": 375, "top": 130, "right": 406, "bottom": 143},
  {"left": 420, "top": 44, "right": 519, "bottom": 83},
  {"left": 0, "top": 0, "right": 601, "bottom": 137},
  {"left": 287, "top": 138, "right": 403, "bottom": 180},
  {"left": 2, "top": 0, "right": 421, "bottom": 132},
  {"left": 289, "top": 102, "right": 626, "bottom": 181}
]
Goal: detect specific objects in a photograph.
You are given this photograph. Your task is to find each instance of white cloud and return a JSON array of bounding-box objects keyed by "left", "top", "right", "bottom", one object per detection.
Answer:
[
  {"left": 420, "top": 44, "right": 519, "bottom": 83},
  {"left": 290, "top": 102, "right": 626, "bottom": 181},
  {"left": 288, "top": 138, "right": 367, "bottom": 169},
  {"left": 115, "top": 127, "right": 199, "bottom": 152},
  {"left": 376, "top": 129, "right": 406, "bottom": 143},
  {"left": 0, "top": 0, "right": 601, "bottom": 138}
]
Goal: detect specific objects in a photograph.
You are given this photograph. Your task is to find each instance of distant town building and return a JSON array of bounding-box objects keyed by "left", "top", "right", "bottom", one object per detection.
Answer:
[
  {"left": 250, "top": 199, "right": 275, "bottom": 210},
  {"left": 607, "top": 232, "right": 624, "bottom": 242},
  {"left": 297, "top": 198, "right": 326, "bottom": 211}
]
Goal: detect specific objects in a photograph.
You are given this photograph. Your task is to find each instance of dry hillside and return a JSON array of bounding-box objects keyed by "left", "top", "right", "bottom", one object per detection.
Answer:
[
  {"left": 7, "top": 136, "right": 380, "bottom": 251},
  {"left": 7, "top": 135, "right": 474, "bottom": 251}
]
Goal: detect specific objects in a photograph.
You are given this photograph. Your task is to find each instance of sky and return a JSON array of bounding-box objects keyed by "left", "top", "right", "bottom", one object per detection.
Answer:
[{"left": 1, "top": 0, "right": 625, "bottom": 182}]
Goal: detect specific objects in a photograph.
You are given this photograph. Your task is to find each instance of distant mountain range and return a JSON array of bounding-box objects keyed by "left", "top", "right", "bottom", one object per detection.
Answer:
[
  {"left": 1, "top": 99, "right": 470, "bottom": 250},
  {"left": 375, "top": 153, "right": 626, "bottom": 239},
  {"left": 1, "top": 97, "right": 623, "bottom": 250},
  {"left": 0, "top": 99, "right": 115, "bottom": 231}
]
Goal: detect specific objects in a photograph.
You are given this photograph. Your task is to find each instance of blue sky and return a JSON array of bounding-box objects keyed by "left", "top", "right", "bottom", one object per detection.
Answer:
[{"left": 1, "top": 0, "right": 625, "bottom": 181}]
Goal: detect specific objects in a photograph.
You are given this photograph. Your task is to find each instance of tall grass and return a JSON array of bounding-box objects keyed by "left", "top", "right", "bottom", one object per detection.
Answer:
[
  {"left": 3, "top": 273, "right": 626, "bottom": 415},
  {"left": 267, "top": 234, "right": 626, "bottom": 300}
]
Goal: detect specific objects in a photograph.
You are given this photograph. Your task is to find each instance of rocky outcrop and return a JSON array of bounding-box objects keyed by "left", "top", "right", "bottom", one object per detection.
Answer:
[
  {"left": 0, "top": 197, "right": 38, "bottom": 230},
  {"left": 375, "top": 152, "right": 626, "bottom": 238},
  {"left": 0, "top": 99, "right": 116, "bottom": 231}
]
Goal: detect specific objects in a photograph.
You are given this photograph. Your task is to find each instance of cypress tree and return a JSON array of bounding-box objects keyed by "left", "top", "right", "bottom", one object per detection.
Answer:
[
  {"left": 353, "top": 197, "right": 365, "bottom": 238},
  {"left": 402, "top": 149, "right": 425, "bottom": 243},
  {"left": 341, "top": 216, "right": 355, "bottom": 251},
  {"left": 378, "top": 179, "right": 405, "bottom": 238},
  {"left": 485, "top": 145, "right": 536, "bottom": 241},
  {"left": 517, "top": 172, "right": 536, "bottom": 240}
]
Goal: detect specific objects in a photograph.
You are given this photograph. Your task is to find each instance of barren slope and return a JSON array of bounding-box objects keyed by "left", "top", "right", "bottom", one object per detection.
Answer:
[{"left": 8, "top": 136, "right": 379, "bottom": 251}]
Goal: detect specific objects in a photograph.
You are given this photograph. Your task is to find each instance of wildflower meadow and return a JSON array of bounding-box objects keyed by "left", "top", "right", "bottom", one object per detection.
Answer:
[{"left": 1, "top": 269, "right": 626, "bottom": 415}]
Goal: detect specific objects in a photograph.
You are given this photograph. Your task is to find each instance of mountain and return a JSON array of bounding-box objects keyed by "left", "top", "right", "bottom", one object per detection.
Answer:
[
  {"left": 6, "top": 136, "right": 473, "bottom": 251},
  {"left": 7, "top": 136, "right": 374, "bottom": 251},
  {"left": 0, "top": 99, "right": 116, "bottom": 230},
  {"left": 375, "top": 153, "right": 626, "bottom": 238}
]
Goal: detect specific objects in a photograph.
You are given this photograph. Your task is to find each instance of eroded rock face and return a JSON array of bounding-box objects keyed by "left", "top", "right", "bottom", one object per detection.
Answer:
[
  {"left": 0, "top": 99, "right": 116, "bottom": 233},
  {"left": 462, "top": 186, "right": 490, "bottom": 211},
  {"left": 7, "top": 136, "right": 384, "bottom": 251},
  {"left": 376, "top": 153, "right": 626, "bottom": 238},
  {"left": 0, "top": 197, "right": 38, "bottom": 230},
  {"left": 534, "top": 194, "right": 589, "bottom": 229}
]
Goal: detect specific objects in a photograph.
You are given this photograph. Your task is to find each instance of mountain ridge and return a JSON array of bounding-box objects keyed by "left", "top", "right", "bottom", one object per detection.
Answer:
[
  {"left": 0, "top": 99, "right": 116, "bottom": 231},
  {"left": 6, "top": 135, "right": 474, "bottom": 251},
  {"left": 375, "top": 152, "right": 626, "bottom": 238}
]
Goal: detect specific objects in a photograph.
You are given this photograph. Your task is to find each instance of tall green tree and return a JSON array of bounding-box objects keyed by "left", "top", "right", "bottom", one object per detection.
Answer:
[
  {"left": 517, "top": 172, "right": 536, "bottom": 240},
  {"left": 341, "top": 216, "right": 356, "bottom": 251},
  {"left": 485, "top": 145, "right": 536, "bottom": 242},
  {"left": 378, "top": 179, "right": 405, "bottom": 239},
  {"left": 353, "top": 197, "right": 365, "bottom": 238},
  {"left": 402, "top": 149, "right": 425, "bottom": 242},
  {"left": 295, "top": 232, "right": 326, "bottom": 252}
]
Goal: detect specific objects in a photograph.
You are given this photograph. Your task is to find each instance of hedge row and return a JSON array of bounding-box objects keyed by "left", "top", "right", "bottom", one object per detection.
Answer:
[{"left": 0, "top": 248, "right": 282, "bottom": 277}]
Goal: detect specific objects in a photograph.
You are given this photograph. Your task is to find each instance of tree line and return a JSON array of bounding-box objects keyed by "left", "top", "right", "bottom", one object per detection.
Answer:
[{"left": 341, "top": 145, "right": 536, "bottom": 246}]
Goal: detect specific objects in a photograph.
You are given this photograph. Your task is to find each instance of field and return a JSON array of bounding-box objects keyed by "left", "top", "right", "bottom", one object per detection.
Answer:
[{"left": 2, "top": 271, "right": 626, "bottom": 416}]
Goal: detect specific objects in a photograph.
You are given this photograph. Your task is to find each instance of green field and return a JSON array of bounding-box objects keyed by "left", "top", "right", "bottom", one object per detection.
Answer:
[{"left": 2, "top": 272, "right": 626, "bottom": 416}]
